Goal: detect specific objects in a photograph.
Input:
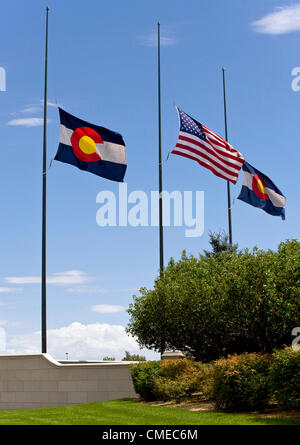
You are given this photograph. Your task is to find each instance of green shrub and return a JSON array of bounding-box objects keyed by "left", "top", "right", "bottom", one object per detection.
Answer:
[
  {"left": 154, "top": 359, "right": 209, "bottom": 402},
  {"left": 270, "top": 347, "right": 300, "bottom": 409},
  {"left": 209, "top": 353, "right": 273, "bottom": 411},
  {"left": 130, "top": 361, "right": 161, "bottom": 401},
  {"left": 127, "top": 240, "right": 300, "bottom": 362},
  {"left": 131, "top": 349, "right": 300, "bottom": 409},
  {"left": 154, "top": 377, "right": 191, "bottom": 402},
  {"left": 159, "top": 359, "right": 192, "bottom": 378},
  {"left": 130, "top": 359, "right": 210, "bottom": 402}
]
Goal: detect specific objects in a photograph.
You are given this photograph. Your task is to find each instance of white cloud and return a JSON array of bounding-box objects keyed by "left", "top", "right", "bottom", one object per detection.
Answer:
[
  {"left": 40, "top": 99, "right": 59, "bottom": 107},
  {"left": 67, "top": 286, "right": 108, "bottom": 293},
  {"left": 21, "top": 106, "right": 40, "bottom": 113},
  {"left": 0, "top": 319, "right": 23, "bottom": 328},
  {"left": 7, "top": 118, "right": 51, "bottom": 127},
  {"left": 0, "top": 287, "right": 22, "bottom": 293},
  {"left": 92, "top": 304, "right": 126, "bottom": 314},
  {"left": 47, "top": 271, "right": 89, "bottom": 285},
  {"left": 119, "top": 288, "right": 139, "bottom": 293},
  {"left": 5, "top": 270, "right": 89, "bottom": 286},
  {"left": 252, "top": 4, "right": 300, "bottom": 35},
  {"left": 5, "top": 322, "right": 159, "bottom": 361},
  {"left": 5, "top": 276, "right": 40, "bottom": 284},
  {"left": 67, "top": 286, "right": 138, "bottom": 294},
  {"left": 9, "top": 100, "right": 58, "bottom": 123},
  {"left": 139, "top": 29, "right": 177, "bottom": 47}
]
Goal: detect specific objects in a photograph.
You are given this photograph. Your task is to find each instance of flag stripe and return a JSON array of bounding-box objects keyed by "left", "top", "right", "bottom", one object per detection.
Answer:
[
  {"left": 202, "top": 125, "right": 229, "bottom": 146},
  {"left": 188, "top": 128, "right": 242, "bottom": 158},
  {"left": 202, "top": 125, "right": 237, "bottom": 152},
  {"left": 172, "top": 109, "right": 244, "bottom": 184},
  {"left": 242, "top": 170, "right": 286, "bottom": 208},
  {"left": 266, "top": 187, "right": 286, "bottom": 208},
  {"left": 178, "top": 131, "right": 243, "bottom": 163},
  {"left": 178, "top": 135, "right": 244, "bottom": 167},
  {"left": 60, "top": 124, "right": 126, "bottom": 165},
  {"left": 237, "top": 161, "right": 286, "bottom": 220},
  {"left": 204, "top": 138, "right": 244, "bottom": 164},
  {"left": 55, "top": 108, "right": 127, "bottom": 183},
  {"left": 58, "top": 107, "right": 124, "bottom": 145},
  {"left": 172, "top": 148, "right": 238, "bottom": 183},
  {"left": 175, "top": 142, "right": 240, "bottom": 175},
  {"left": 56, "top": 143, "right": 126, "bottom": 182}
]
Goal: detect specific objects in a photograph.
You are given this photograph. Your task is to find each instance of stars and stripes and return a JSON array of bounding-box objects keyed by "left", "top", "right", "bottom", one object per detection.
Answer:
[{"left": 171, "top": 108, "right": 245, "bottom": 184}]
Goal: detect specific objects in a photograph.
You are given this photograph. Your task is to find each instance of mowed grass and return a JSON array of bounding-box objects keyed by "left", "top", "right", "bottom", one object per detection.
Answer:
[{"left": 0, "top": 399, "right": 299, "bottom": 425}]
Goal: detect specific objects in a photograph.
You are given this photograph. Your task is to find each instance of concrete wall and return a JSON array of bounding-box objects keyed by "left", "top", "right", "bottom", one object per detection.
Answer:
[{"left": 0, "top": 354, "right": 137, "bottom": 410}]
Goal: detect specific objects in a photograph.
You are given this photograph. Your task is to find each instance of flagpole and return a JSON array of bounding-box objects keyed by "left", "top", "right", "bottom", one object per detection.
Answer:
[
  {"left": 222, "top": 67, "right": 233, "bottom": 245},
  {"left": 158, "top": 22, "right": 165, "bottom": 356},
  {"left": 158, "top": 23, "right": 164, "bottom": 274},
  {"left": 41, "top": 6, "right": 49, "bottom": 354}
]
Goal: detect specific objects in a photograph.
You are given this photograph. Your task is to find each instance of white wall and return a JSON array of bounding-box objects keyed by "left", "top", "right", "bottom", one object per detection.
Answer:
[{"left": 0, "top": 354, "right": 137, "bottom": 410}]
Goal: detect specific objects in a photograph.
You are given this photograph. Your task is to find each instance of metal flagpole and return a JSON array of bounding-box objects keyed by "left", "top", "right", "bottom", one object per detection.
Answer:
[
  {"left": 222, "top": 67, "right": 233, "bottom": 245},
  {"left": 42, "top": 6, "right": 49, "bottom": 353},
  {"left": 158, "top": 22, "right": 164, "bottom": 275},
  {"left": 158, "top": 23, "right": 165, "bottom": 357}
]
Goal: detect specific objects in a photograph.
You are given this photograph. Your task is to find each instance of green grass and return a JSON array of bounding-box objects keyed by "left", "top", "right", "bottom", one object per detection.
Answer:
[{"left": 0, "top": 399, "right": 299, "bottom": 425}]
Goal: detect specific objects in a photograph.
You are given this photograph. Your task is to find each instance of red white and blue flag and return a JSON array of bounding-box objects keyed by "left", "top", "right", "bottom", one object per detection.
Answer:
[
  {"left": 237, "top": 161, "right": 286, "bottom": 220},
  {"left": 172, "top": 108, "right": 245, "bottom": 184},
  {"left": 55, "top": 108, "right": 127, "bottom": 182}
]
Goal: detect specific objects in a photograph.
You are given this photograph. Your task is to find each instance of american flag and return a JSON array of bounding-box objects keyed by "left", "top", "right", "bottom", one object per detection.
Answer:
[{"left": 172, "top": 108, "right": 245, "bottom": 184}]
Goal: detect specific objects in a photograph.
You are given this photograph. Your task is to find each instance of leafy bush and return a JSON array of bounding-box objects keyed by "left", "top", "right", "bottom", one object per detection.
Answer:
[
  {"left": 130, "top": 350, "right": 300, "bottom": 410},
  {"left": 208, "top": 353, "right": 273, "bottom": 411},
  {"left": 269, "top": 347, "right": 300, "bottom": 409},
  {"left": 154, "top": 377, "right": 191, "bottom": 402},
  {"left": 155, "top": 359, "right": 210, "bottom": 402},
  {"left": 130, "top": 361, "right": 161, "bottom": 401},
  {"left": 127, "top": 240, "right": 300, "bottom": 362},
  {"left": 159, "top": 359, "right": 191, "bottom": 378},
  {"left": 130, "top": 359, "right": 210, "bottom": 402}
]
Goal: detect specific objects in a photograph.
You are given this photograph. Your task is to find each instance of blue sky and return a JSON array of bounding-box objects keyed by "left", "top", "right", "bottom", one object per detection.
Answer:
[{"left": 0, "top": 0, "right": 299, "bottom": 360}]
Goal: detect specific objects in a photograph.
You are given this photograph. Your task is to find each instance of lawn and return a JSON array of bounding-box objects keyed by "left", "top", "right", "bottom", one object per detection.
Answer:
[{"left": 0, "top": 399, "right": 299, "bottom": 425}]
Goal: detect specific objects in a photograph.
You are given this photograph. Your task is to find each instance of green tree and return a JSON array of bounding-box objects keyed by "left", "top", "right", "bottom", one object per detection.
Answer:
[
  {"left": 102, "top": 356, "right": 116, "bottom": 361},
  {"left": 122, "top": 351, "right": 146, "bottom": 361},
  {"left": 202, "top": 231, "right": 238, "bottom": 258},
  {"left": 127, "top": 240, "right": 300, "bottom": 362}
]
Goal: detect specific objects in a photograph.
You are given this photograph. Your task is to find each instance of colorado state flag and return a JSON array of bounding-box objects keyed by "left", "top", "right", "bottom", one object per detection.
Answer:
[
  {"left": 237, "top": 161, "right": 286, "bottom": 220},
  {"left": 55, "top": 108, "right": 126, "bottom": 182}
]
